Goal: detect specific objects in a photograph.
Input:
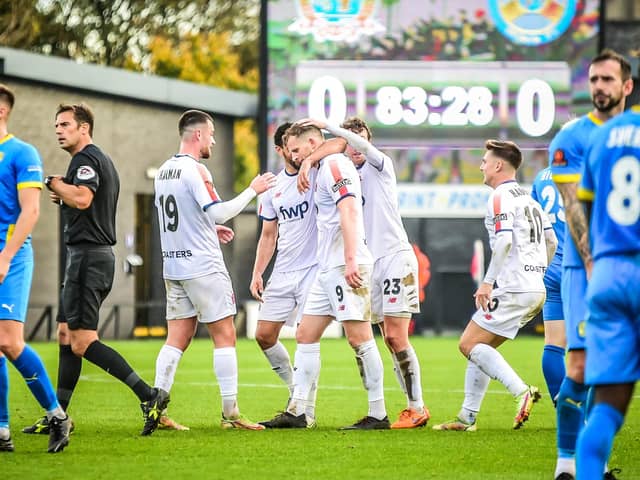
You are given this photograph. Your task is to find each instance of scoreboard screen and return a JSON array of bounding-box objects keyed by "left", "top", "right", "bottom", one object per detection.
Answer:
[
  {"left": 264, "top": 0, "right": 600, "bottom": 185},
  {"left": 296, "top": 60, "right": 570, "bottom": 146}
]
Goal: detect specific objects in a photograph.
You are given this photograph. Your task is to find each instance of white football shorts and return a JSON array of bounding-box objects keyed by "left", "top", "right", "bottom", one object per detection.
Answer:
[
  {"left": 371, "top": 249, "right": 420, "bottom": 324},
  {"left": 471, "top": 287, "right": 545, "bottom": 339},
  {"left": 303, "top": 265, "right": 372, "bottom": 322},
  {"left": 258, "top": 265, "right": 319, "bottom": 326},
  {"left": 165, "top": 271, "right": 236, "bottom": 323}
]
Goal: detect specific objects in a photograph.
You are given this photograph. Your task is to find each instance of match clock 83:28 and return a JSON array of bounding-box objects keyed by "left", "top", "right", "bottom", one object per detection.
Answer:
[{"left": 295, "top": 60, "right": 571, "bottom": 145}]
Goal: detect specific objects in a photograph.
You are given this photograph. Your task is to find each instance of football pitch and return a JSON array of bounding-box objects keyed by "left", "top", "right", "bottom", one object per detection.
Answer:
[{"left": 3, "top": 336, "right": 639, "bottom": 479}]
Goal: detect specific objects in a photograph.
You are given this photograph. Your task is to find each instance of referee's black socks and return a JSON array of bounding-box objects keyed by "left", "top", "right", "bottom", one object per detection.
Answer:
[
  {"left": 84, "top": 340, "right": 154, "bottom": 401},
  {"left": 57, "top": 344, "right": 81, "bottom": 411}
]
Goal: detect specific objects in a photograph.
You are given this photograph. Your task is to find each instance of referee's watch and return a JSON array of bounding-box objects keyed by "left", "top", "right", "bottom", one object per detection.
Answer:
[{"left": 44, "top": 175, "right": 55, "bottom": 190}]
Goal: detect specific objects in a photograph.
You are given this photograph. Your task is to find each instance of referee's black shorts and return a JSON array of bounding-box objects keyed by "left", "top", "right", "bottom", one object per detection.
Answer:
[{"left": 60, "top": 244, "right": 115, "bottom": 331}]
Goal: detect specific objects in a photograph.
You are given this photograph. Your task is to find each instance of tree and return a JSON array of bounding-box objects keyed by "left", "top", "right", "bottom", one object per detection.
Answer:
[
  {"left": 0, "top": 0, "right": 261, "bottom": 191},
  {"left": 147, "top": 32, "right": 257, "bottom": 92},
  {"left": 147, "top": 32, "right": 259, "bottom": 191},
  {"left": 0, "top": 0, "right": 259, "bottom": 69},
  {"left": 0, "top": 0, "right": 45, "bottom": 46}
]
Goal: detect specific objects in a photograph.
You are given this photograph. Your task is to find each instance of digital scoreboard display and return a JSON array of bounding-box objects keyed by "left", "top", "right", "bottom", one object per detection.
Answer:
[
  {"left": 296, "top": 60, "right": 571, "bottom": 146},
  {"left": 265, "top": 0, "right": 600, "bottom": 185}
]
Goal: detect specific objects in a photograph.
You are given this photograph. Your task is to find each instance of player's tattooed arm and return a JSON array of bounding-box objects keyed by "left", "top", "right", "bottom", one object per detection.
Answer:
[
  {"left": 581, "top": 199, "right": 592, "bottom": 232},
  {"left": 555, "top": 181, "right": 593, "bottom": 270}
]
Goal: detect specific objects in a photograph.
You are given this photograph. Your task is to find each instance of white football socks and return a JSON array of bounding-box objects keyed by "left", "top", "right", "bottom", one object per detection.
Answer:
[
  {"left": 306, "top": 377, "right": 318, "bottom": 421},
  {"left": 554, "top": 457, "right": 576, "bottom": 478},
  {"left": 154, "top": 344, "right": 183, "bottom": 393},
  {"left": 355, "top": 339, "right": 386, "bottom": 420},
  {"left": 460, "top": 360, "right": 490, "bottom": 424},
  {"left": 213, "top": 347, "right": 239, "bottom": 418},
  {"left": 46, "top": 406, "right": 66, "bottom": 421},
  {"left": 391, "top": 354, "right": 407, "bottom": 396},
  {"left": 263, "top": 342, "right": 294, "bottom": 395},
  {"left": 469, "top": 343, "right": 527, "bottom": 397},
  {"left": 289, "top": 343, "right": 321, "bottom": 417},
  {"left": 393, "top": 346, "right": 424, "bottom": 411}
]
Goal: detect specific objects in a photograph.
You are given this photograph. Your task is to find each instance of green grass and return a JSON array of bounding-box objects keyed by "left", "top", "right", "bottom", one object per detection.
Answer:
[{"left": 3, "top": 337, "right": 639, "bottom": 479}]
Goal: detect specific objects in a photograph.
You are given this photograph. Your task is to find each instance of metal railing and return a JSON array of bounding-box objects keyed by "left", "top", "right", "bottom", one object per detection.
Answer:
[
  {"left": 26, "top": 304, "right": 122, "bottom": 340},
  {"left": 98, "top": 305, "right": 120, "bottom": 338},
  {"left": 27, "top": 305, "right": 54, "bottom": 341}
]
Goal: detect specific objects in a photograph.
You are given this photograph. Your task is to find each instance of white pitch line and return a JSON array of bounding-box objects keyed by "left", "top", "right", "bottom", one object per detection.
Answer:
[{"left": 77, "top": 376, "right": 640, "bottom": 398}]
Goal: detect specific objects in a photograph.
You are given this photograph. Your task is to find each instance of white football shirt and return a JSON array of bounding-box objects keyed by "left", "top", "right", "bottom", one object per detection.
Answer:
[
  {"left": 485, "top": 180, "right": 551, "bottom": 293},
  {"left": 258, "top": 168, "right": 318, "bottom": 273},
  {"left": 154, "top": 154, "right": 227, "bottom": 280},
  {"left": 314, "top": 153, "right": 372, "bottom": 271},
  {"left": 358, "top": 151, "right": 411, "bottom": 260}
]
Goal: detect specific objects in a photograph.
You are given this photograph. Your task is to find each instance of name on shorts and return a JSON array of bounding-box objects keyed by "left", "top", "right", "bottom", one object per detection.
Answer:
[
  {"left": 163, "top": 250, "right": 192, "bottom": 259},
  {"left": 524, "top": 265, "right": 546, "bottom": 273}
]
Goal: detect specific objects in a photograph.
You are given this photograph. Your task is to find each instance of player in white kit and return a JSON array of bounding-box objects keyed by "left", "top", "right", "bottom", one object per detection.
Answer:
[
  {"left": 297, "top": 117, "right": 429, "bottom": 429},
  {"left": 433, "top": 139, "right": 557, "bottom": 432},
  {"left": 149, "top": 109, "right": 276, "bottom": 434},
  {"left": 262, "top": 123, "right": 389, "bottom": 430},
  {"left": 249, "top": 123, "right": 319, "bottom": 426}
]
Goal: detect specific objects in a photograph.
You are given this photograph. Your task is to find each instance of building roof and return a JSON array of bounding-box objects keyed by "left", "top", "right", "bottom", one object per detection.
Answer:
[{"left": 0, "top": 47, "right": 257, "bottom": 118}]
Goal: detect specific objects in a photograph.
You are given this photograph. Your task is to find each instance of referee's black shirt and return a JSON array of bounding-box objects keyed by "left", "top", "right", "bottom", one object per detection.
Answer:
[{"left": 61, "top": 144, "right": 120, "bottom": 246}]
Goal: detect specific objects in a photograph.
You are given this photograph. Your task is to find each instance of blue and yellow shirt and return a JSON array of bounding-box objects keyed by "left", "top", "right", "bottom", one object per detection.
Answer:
[
  {"left": 0, "top": 134, "right": 43, "bottom": 253},
  {"left": 549, "top": 113, "right": 602, "bottom": 268},
  {"left": 578, "top": 106, "right": 640, "bottom": 260},
  {"left": 531, "top": 166, "right": 565, "bottom": 260}
]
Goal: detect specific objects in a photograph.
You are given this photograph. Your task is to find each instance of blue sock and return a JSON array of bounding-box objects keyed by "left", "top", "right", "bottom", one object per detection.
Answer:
[
  {"left": 577, "top": 403, "right": 623, "bottom": 480},
  {"left": 10, "top": 345, "right": 59, "bottom": 412},
  {"left": 556, "top": 376, "right": 588, "bottom": 458},
  {"left": 0, "top": 356, "right": 8, "bottom": 428},
  {"left": 542, "top": 345, "right": 565, "bottom": 404}
]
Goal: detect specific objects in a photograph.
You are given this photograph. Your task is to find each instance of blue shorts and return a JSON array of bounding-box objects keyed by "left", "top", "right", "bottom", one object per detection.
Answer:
[
  {"left": 0, "top": 252, "right": 34, "bottom": 322},
  {"left": 585, "top": 254, "right": 640, "bottom": 386},
  {"left": 543, "top": 260, "right": 563, "bottom": 321},
  {"left": 561, "top": 266, "right": 587, "bottom": 350}
]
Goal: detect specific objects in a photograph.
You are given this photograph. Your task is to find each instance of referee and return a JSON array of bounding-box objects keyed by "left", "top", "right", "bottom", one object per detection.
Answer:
[{"left": 25, "top": 103, "right": 168, "bottom": 436}]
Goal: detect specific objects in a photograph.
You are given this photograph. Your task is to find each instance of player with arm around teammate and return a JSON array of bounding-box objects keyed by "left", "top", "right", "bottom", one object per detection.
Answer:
[
  {"left": 261, "top": 123, "right": 389, "bottom": 430},
  {"left": 433, "top": 139, "right": 556, "bottom": 432},
  {"left": 575, "top": 103, "right": 640, "bottom": 479},
  {"left": 148, "top": 109, "right": 275, "bottom": 435},
  {"left": 250, "top": 123, "right": 319, "bottom": 427},
  {"left": 297, "top": 117, "right": 430, "bottom": 429},
  {"left": 531, "top": 167, "right": 566, "bottom": 405}
]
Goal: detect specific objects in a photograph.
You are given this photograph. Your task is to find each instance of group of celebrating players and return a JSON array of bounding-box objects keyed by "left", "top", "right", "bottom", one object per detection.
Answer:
[
  {"left": 149, "top": 47, "right": 637, "bottom": 479},
  {"left": 0, "top": 46, "right": 638, "bottom": 479}
]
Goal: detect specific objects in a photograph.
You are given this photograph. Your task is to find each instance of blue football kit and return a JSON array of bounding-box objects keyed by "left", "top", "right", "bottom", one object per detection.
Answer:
[
  {"left": 0, "top": 134, "right": 43, "bottom": 322},
  {"left": 578, "top": 106, "right": 640, "bottom": 386},
  {"left": 549, "top": 112, "right": 602, "bottom": 349},
  {"left": 0, "top": 132, "right": 61, "bottom": 436},
  {"left": 576, "top": 105, "right": 640, "bottom": 480},
  {"left": 531, "top": 167, "right": 565, "bottom": 321}
]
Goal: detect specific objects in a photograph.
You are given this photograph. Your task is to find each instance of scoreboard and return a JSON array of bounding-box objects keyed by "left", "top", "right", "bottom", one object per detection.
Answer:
[
  {"left": 296, "top": 60, "right": 571, "bottom": 147},
  {"left": 264, "top": 0, "right": 600, "bottom": 177}
]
